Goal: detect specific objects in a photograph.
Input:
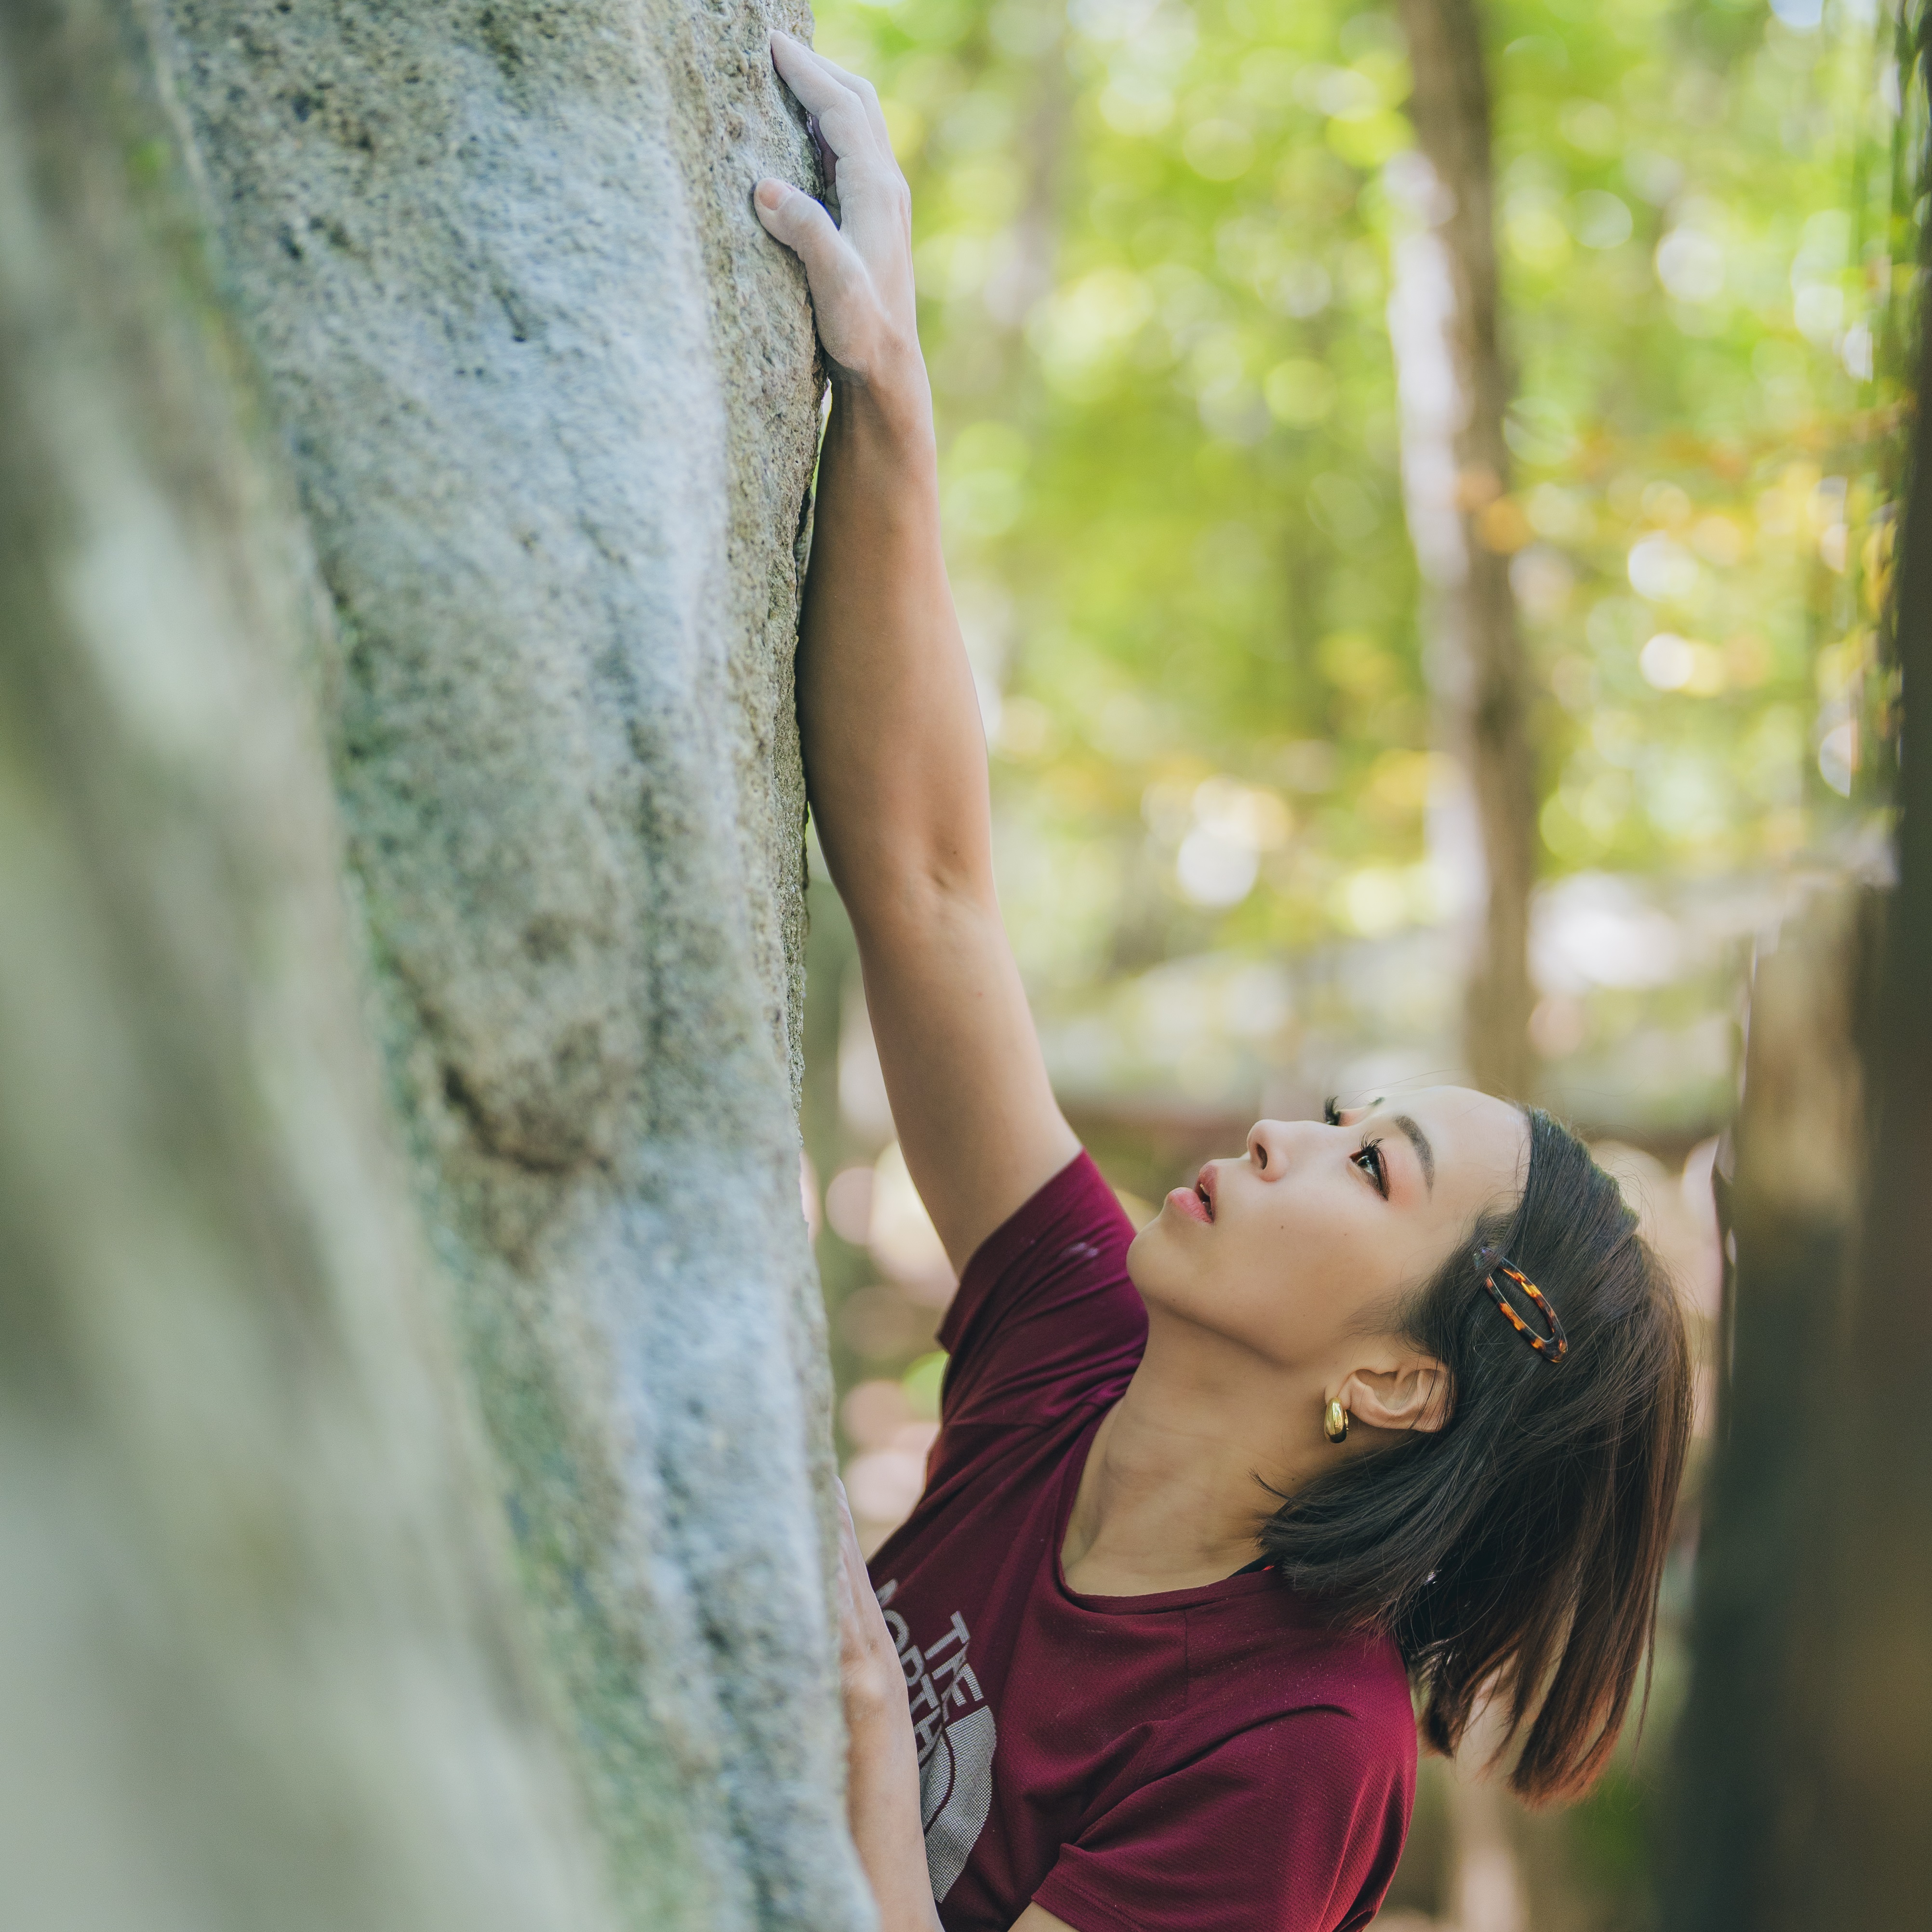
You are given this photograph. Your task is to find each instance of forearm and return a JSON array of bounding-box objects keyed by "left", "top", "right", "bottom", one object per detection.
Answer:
[
  {"left": 760, "top": 34, "right": 1077, "bottom": 1264},
  {"left": 847, "top": 1694, "right": 946, "bottom": 1932},
  {"left": 799, "top": 368, "right": 996, "bottom": 932}
]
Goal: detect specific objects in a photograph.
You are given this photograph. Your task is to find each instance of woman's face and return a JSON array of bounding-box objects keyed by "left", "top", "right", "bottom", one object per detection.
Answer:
[{"left": 1127, "top": 1087, "right": 1529, "bottom": 1370}]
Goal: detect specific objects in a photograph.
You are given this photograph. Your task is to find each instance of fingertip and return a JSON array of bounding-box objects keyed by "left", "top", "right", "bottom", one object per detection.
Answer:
[{"left": 754, "top": 177, "right": 788, "bottom": 213}]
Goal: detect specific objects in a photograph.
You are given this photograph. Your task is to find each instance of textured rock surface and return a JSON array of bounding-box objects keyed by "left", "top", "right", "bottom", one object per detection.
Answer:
[
  {"left": 0, "top": 4, "right": 614, "bottom": 1926},
  {"left": 151, "top": 0, "right": 860, "bottom": 1925},
  {"left": 1, "top": 0, "right": 863, "bottom": 1926}
]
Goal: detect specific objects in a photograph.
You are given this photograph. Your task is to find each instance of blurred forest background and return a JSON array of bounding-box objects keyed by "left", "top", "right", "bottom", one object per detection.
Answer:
[{"left": 795, "top": 0, "right": 1926, "bottom": 1924}]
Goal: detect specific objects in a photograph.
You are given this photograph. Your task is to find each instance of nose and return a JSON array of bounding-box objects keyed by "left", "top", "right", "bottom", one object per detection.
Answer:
[
  {"left": 1246, "top": 1114, "right": 1341, "bottom": 1175},
  {"left": 1246, "top": 1118, "right": 1295, "bottom": 1177}
]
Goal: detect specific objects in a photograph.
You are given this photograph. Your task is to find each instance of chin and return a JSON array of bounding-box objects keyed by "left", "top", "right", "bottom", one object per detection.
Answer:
[{"left": 1122, "top": 1221, "right": 1178, "bottom": 1308}]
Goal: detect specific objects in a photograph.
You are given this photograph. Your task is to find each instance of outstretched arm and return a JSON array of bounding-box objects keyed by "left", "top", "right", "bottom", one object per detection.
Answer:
[{"left": 756, "top": 34, "right": 1077, "bottom": 1271}]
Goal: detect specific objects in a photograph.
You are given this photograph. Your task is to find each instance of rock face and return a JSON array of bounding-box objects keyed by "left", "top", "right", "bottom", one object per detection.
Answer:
[{"left": 0, "top": 0, "right": 861, "bottom": 1926}]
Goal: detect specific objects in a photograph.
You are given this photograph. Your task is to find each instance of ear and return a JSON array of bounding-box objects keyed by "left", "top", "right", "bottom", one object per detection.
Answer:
[{"left": 1337, "top": 1355, "right": 1452, "bottom": 1436}]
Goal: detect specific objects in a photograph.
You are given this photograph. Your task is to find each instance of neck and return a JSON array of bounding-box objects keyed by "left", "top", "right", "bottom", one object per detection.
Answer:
[{"left": 1060, "top": 1310, "right": 1333, "bottom": 1596}]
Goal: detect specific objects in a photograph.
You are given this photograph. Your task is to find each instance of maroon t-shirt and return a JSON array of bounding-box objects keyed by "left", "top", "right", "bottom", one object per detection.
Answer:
[{"left": 868, "top": 1152, "right": 1415, "bottom": 1932}]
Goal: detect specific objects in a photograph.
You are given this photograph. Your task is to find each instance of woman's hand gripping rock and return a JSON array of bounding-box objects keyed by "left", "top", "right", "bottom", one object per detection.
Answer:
[
  {"left": 830, "top": 1480, "right": 945, "bottom": 1932},
  {"left": 755, "top": 32, "right": 922, "bottom": 397},
  {"left": 832, "top": 1477, "right": 910, "bottom": 1732}
]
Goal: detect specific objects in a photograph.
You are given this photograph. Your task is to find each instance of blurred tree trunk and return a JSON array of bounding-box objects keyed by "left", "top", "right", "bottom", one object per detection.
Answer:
[
  {"left": 0, "top": 2, "right": 867, "bottom": 1929},
  {"left": 1393, "top": 0, "right": 1537, "bottom": 1100},
  {"left": 1660, "top": 887, "right": 1875, "bottom": 1932},
  {"left": 954, "top": 0, "right": 1069, "bottom": 713},
  {"left": 982, "top": 0, "right": 1069, "bottom": 367},
  {"left": 1443, "top": 1726, "right": 1527, "bottom": 1932},
  {"left": 1664, "top": 211, "right": 1932, "bottom": 1932},
  {"left": 1812, "top": 254, "right": 1932, "bottom": 1926}
]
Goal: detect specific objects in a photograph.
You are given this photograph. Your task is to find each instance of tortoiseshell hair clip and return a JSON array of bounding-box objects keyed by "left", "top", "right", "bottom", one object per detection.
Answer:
[{"left": 1477, "top": 1243, "right": 1569, "bottom": 1363}]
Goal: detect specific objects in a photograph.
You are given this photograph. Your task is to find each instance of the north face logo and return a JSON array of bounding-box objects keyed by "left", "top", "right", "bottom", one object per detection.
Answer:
[{"left": 877, "top": 1583, "right": 997, "bottom": 1901}]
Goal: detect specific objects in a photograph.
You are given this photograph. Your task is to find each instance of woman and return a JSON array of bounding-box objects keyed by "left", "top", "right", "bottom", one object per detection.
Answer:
[{"left": 752, "top": 33, "right": 1693, "bottom": 1932}]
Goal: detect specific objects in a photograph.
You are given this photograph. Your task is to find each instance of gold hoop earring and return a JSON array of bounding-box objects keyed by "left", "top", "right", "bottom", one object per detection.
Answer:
[{"left": 1323, "top": 1398, "right": 1349, "bottom": 1445}]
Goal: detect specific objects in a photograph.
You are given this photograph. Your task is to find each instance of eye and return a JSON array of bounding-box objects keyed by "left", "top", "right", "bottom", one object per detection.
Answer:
[
  {"left": 1322, "top": 1095, "right": 1341, "bottom": 1126},
  {"left": 1352, "top": 1137, "right": 1388, "bottom": 1199}
]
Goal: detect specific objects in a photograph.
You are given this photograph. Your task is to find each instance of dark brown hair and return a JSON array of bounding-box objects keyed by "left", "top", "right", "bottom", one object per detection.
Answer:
[{"left": 1259, "top": 1106, "right": 1694, "bottom": 1805}]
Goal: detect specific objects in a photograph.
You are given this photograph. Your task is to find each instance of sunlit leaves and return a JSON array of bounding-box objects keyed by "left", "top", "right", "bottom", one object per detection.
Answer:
[{"left": 813, "top": 0, "right": 1925, "bottom": 993}]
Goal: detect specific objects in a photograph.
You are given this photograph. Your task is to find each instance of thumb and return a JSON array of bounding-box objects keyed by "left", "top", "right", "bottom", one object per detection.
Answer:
[{"left": 754, "top": 177, "right": 846, "bottom": 283}]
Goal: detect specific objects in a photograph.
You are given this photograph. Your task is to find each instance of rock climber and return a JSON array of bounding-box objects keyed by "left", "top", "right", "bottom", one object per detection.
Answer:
[{"left": 753, "top": 32, "right": 1692, "bottom": 1932}]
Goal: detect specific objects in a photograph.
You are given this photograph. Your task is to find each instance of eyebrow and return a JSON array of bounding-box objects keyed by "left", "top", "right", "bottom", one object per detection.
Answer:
[{"left": 1392, "top": 1114, "right": 1435, "bottom": 1194}]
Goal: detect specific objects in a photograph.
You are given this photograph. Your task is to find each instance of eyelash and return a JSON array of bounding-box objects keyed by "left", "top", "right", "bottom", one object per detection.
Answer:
[
  {"left": 1324, "top": 1098, "right": 1388, "bottom": 1198},
  {"left": 1353, "top": 1138, "right": 1388, "bottom": 1198}
]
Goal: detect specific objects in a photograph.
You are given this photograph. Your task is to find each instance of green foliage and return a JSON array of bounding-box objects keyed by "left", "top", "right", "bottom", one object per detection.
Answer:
[
  {"left": 813, "top": 0, "right": 1925, "bottom": 998},
  {"left": 800, "top": 10, "right": 1926, "bottom": 1918}
]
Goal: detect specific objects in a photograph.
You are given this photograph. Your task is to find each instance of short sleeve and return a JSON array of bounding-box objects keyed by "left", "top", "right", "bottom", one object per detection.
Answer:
[
  {"left": 1031, "top": 1709, "right": 1410, "bottom": 1932},
  {"left": 935, "top": 1151, "right": 1145, "bottom": 1431}
]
